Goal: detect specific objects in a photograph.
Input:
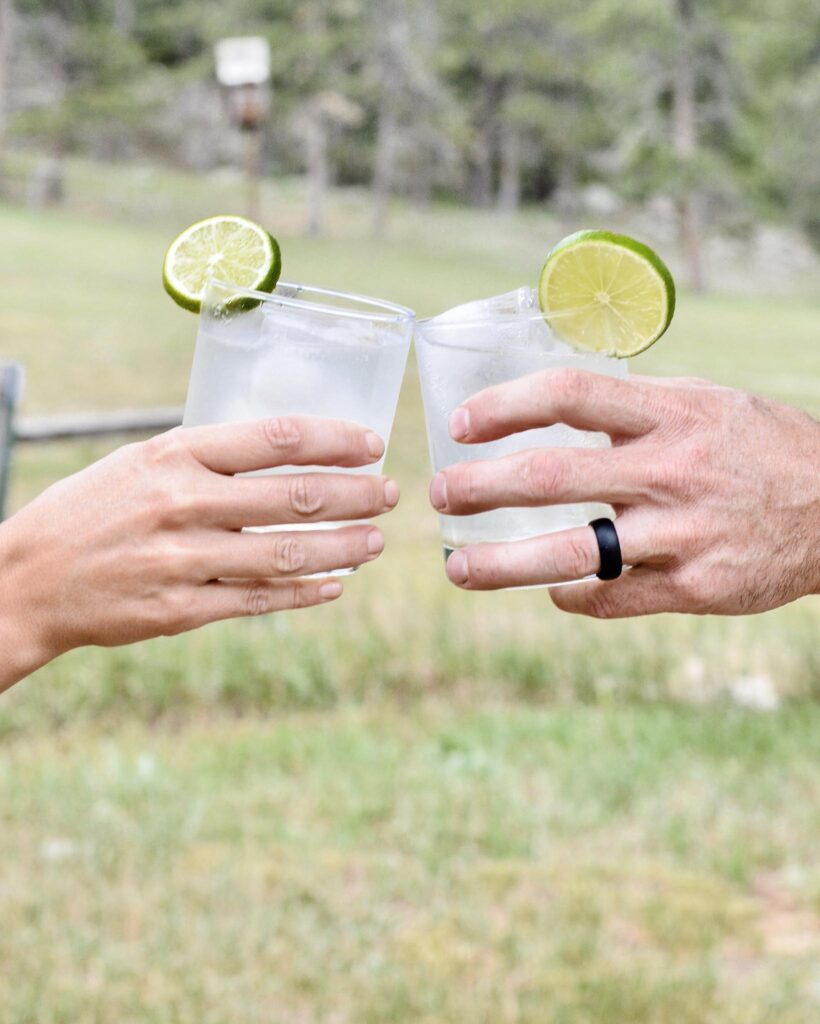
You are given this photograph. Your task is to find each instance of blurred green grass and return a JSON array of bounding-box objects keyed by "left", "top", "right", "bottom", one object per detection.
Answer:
[
  {"left": 1, "top": 167, "right": 819, "bottom": 1021},
  {"left": 2, "top": 703, "right": 820, "bottom": 1022}
]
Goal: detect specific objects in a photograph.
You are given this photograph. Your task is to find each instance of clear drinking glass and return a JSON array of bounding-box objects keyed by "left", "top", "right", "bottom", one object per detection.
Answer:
[
  {"left": 184, "top": 278, "right": 415, "bottom": 569},
  {"left": 415, "top": 288, "right": 627, "bottom": 586}
]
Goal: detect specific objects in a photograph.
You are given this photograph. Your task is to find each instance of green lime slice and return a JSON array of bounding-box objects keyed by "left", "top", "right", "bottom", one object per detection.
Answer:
[
  {"left": 162, "top": 215, "right": 281, "bottom": 313},
  {"left": 539, "top": 229, "right": 676, "bottom": 357}
]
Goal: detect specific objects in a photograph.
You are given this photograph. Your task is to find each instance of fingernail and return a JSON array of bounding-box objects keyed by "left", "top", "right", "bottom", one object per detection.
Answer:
[
  {"left": 447, "top": 549, "right": 469, "bottom": 585},
  {"left": 384, "top": 479, "right": 400, "bottom": 508},
  {"left": 366, "top": 431, "right": 385, "bottom": 459},
  {"left": 367, "top": 529, "right": 385, "bottom": 556},
  {"left": 430, "top": 473, "right": 448, "bottom": 511},
  {"left": 319, "top": 581, "right": 343, "bottom": 601},
  {"left": 449, "top": 407, "right": 471, "bottom": 441}
]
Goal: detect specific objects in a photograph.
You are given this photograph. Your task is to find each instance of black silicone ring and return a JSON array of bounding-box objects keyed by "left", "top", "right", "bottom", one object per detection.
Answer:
[{"left": 589, "top": 518, "right": 623, "bottom": 581}]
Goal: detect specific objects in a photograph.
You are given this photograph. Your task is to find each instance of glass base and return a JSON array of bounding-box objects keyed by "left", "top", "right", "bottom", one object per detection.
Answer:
[
  {"left": 311, "top": 566, "right": 358, "bottom": 579},
  {"left": 443, "top": 545, "right": 595, "bottom": 591}
]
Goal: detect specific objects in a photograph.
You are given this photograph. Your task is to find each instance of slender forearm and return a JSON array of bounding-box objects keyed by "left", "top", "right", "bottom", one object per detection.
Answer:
[
  {"left": 0, "top": 523, "right": 55, "bottom": 692},
  {"left": 0, "top": 621, "right": 50, "bottom": 692}
]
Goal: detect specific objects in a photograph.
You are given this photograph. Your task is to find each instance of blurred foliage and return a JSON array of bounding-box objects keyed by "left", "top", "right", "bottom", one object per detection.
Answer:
[{"left": 2, "top": 0, "right": 818, "bottom": 242}]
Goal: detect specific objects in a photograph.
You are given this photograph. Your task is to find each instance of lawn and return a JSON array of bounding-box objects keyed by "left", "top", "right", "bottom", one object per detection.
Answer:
[
  {"left": 2, "top": 703, "right": 820, "bottom": 1023},
  {"left": 0, "top": 166, "right": 819, "bottom": 1021}
]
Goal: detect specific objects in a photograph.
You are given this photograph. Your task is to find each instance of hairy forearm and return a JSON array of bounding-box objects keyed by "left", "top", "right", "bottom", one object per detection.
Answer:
[{"left": 804, "top": 413, "right": 820, "bottom": 597}]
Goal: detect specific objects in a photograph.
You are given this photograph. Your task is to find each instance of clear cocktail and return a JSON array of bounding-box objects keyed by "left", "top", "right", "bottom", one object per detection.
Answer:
[
  {"left": 184, "top": 278, "right": 414, "bottom": 560},
  {"left": 416, "top": 287, "right": 627, "bottom": 570}
]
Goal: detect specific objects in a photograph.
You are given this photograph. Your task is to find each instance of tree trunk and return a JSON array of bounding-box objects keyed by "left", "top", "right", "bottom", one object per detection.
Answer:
[
  {"left": 304, "top": 111, "right": 328, "bottom": 237},
  {"left": 551, "top": 159, "right": 580, "bottom": 229},
  {"left": 371, "top": 90, "right": 399, "bottom": 236},
  {"left": 113, "top": 0, "right": 136, "bottom": 36},
  {"left": 370, "top": 0, "right": 410, "bottom": 236},
  {"left": 470, "top": 77, "right": 501, "bottom": 208},
  {"left": 470, "top": 127, "right": 494, "bottom": 208},
  {"left": 410, "top": 145, "right": 434, "bottom": 206},
  {"left": 497, "top": 119, "right": 521, "bottom": 212},
  {"left": 672, "top": 0, "right": 705, "bottom": 293},
  {"left": 0, "top": 0, "right": 12, "bottom": 158}
]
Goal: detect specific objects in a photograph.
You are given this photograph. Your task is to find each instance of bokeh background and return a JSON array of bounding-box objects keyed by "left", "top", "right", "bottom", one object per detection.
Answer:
[{"left": 1, "top": 2, "right": 819, "bottom": 1021}]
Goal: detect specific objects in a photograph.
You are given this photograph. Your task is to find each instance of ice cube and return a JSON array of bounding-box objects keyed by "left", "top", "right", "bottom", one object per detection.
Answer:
[
  {"left": 261, "top": 302, "right": 379, "bottom": 349},
  {"left": 431, "top": 286, "right": 538, "bottom": 324},
  {"left": 251, "top": 338, "right": 328, "bottom": 412},
  {"left": 427, "top": 287, "right": 572, "bottom": 355},
  {"left": 204, "top": 305, "right": 267, "bottom": 349}
]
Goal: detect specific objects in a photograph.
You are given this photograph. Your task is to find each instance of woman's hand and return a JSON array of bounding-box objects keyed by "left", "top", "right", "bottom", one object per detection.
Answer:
[
  {"left": 0, "top": 417, "right": 399, "bottom": 690},
  {"left": 429, "top": 369, "right": 820, "bottom": 617}
]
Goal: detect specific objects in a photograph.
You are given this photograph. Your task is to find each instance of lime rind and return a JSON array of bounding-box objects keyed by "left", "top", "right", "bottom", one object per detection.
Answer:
[
  {"left": 539, "top": 229, "right": 676, "bottom": 358},
  {"left": 162, "top": 215, "right": 281, "bottom": 314}
]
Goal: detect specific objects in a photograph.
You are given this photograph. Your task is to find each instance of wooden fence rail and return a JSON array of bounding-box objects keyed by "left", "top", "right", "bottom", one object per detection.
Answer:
[
  {"left": 15, "top": 407, "right": 183, "bottom": 444},
  {"left": 0, "top": 363, "right": 25, "bottom": 521},
  {"left": 0, "top": 362, "right": 183, "bottom": 520}
]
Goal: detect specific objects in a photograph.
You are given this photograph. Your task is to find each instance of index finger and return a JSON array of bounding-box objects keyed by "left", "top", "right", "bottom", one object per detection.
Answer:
[
  {"left": 449, "top": 368, "right": 663, "bottom": 444},
  {"left": 180, "top": 417, "right": 385, "bottom": 475}
]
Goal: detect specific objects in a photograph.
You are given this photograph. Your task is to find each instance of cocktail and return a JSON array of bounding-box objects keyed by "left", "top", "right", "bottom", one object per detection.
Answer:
[
  {"left": 184, "top": 277, "right": 412, "bottom": 454},
  {"left": 416, "top": 229, "right": 676, "bottom": 586},
  {"left": 416, "top": 287, "right": 627, "bottom": 562},
  {"left": 183, "top": 277, "right": 414, "bottom": 552},
  {"left": 161, "top": 214, "right": 415, "bottom": 578}
]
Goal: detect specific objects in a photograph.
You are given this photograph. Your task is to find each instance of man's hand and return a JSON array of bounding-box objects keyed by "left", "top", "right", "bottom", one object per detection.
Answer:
[
  {"left": 429, "top": 369, "right": 820, "bottom": 617},
  {"left": 0, "top": 417, "right": 399, "bottom": 690}
]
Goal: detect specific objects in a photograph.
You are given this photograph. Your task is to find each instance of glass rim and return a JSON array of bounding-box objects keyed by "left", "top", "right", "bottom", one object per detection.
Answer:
[
  {"left": 417, "top": 315, "right": 624, "bottom": 359},
  {"left": 207, "top": 277, "right": 416, "bottom": 324},
  {"left": 416, "top": 337, "right": 620, "bottom": 359},
  {"left": 416, "top": 307, "right": 588, "bottom": 329}
]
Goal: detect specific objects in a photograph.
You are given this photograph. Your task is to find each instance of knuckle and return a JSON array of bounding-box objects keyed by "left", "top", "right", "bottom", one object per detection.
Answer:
[
  {"left": 154, "top": 483, "right": 199, "bottom": 528},
  {"left": 270, "top": 536, "right": 308, "bottom": 576},
  {"left": 143, "top": 477, "right": 174, "bottom": 523},
  {"left": 735, "top": 388, "right": 769, "bottom": 420},
  {"left": 260, "top": 416, "right": 302, "bottom": 455},
  {"left": 112, "top": 439, "right": 144, "bottom": 465},
  {"left": 243, "top": 580, "right": 275, "bottom": 617},
  {"left": 653, "top": 518, "right": 697, "bottom": 563},
  {"left": 555, "top": 536, "right": 593, "bottom": 581},
  {"left": 645, "top": 449, "right": 701, "bottom": 502},
  {"left": 551, "top": 367, "right": 588, "bottom": 409},
  {"left": 522, "top": 451, "right": 568, "bottom": 500},
  {"left": 653, "top": 386, "right": 710, "bottom": 434},
  {"left": 288, "top": 581, "right": 311, "bottom": 609},
  {"left": 157, "top": 589, "right": 191, "bottom": 636},
  {"left": 287, "top": 475, "right": 326, "bottom": 518},
  {"left": 149, "top": 536, "right": 192, "bottom": 579},
  {"left": 142, "top": 430, "right": 185, "bottom": 466},
  {"left": 669, "top": 568, "right": 708, "bottom": 610}
]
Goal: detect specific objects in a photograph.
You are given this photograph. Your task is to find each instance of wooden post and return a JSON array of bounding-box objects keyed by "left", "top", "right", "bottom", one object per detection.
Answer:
[
  {"left": 0, "top": 363, "right": 23, "bottom": 522},
  {"left": 233, "top": 84, "right": 266, "bottom": 222},
  {"left": 243, "top": 125, "right": 262, "bottom": 223},
  {"left": 215, "top": 38, "right": 270, "bottom": 224}
]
